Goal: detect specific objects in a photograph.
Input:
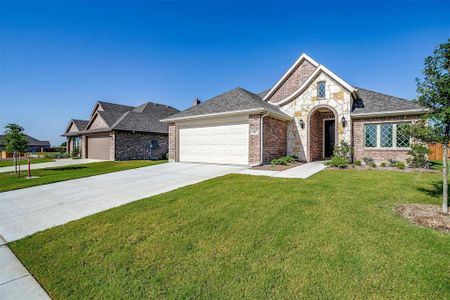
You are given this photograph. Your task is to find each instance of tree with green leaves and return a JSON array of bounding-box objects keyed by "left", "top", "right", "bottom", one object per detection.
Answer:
[
  {"left": 409, "top": 39, "right": 450, "bottom": 214},
  {"left": 4, "top": 123, "right": 28, "bottom": 174}
]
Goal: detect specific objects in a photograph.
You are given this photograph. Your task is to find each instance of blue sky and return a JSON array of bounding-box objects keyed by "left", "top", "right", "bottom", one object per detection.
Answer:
[{"left": 1, "top": 1, "right": 449, "bottom": 145}]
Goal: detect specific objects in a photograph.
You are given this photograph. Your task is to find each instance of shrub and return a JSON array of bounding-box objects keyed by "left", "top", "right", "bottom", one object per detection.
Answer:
[
  {"left": 354, "top": 159, "right": 362, "bottom": 166},
  {"left": 380, "top": 162, "right": 387, "bottom": 167},
  {"left": 406, "top": 143, "right": 430, "bottom": 168},
  {"left": 328, "top": 156, "right": 349, "bottom": 168},
  {"left": 332, "top": 141, "right": 353, "bottom": 163},
  {"left": 44, "top": 152, "right": 69, "bottom": 159},
  {"left": 71, "top": 147, "right": 80, "bottom": 159},
  {"left": 388, "top": 159, "right": 398, "bottom": 167},
  {"left": 363, "top": 157, "right": 374, "bottom": 166},
  {"left": 369, "top": 162, "right": 377, "bottom": 168},
  {"left": 271, "top": 156, "right": 297, "bottom": 166},
  {"left": 395, "top": 161, "right": 406, "bottom": 169}
]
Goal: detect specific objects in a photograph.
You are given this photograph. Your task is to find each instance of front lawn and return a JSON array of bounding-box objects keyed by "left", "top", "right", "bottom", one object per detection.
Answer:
[
  {"left": 10, "top": 170, "right": 450, "bottom": 299},
  {"left": 0, "top": 160, "right": 166, "bottom": 192},
  {"left": 0, "top": 157, "right": 54, "bottom": 167}
]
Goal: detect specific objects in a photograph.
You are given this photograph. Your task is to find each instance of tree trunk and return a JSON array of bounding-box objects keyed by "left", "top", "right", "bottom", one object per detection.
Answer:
[
  {"left": 18, "top": 152, "right": 21, "bottom": 178},
  {"left": 14, "top": 151, "right": 17, "bottom": 174},
  {"left": 443, "top": 143, "right": 448, "bottom": 214}
]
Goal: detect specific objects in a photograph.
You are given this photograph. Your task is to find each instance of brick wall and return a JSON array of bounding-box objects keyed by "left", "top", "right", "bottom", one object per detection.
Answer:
[
  {"left": 168, "top": 123, "right": 176, "bottom": 162},
  {"left": 352, "top": 115, "right": 420, "bottom": 162},
  {"left": 263, "top": 116, "right": 287, "bottom": 162},
  {"left": 249, "top": 114, "right": 261, "bottom": 165},
  {"left": 267, "top": 60, "right": 316, "bottom": 103},
  {"left": 114, "top": 131, "right": 168, "bottom": 161},
  {"left": 309, "top": 111, "right": 335, "bottom": 161}
]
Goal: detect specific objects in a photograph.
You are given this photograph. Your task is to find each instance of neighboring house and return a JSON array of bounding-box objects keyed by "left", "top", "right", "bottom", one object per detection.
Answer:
[
  {"left": 162, "top": 53, "right": 426, "bottom": 165},
  {"left": 62, "top": 101, "right": 179, "bottom": 160},
  {"left": 0, "top": 134, "right": 51, "bottom": 153}
]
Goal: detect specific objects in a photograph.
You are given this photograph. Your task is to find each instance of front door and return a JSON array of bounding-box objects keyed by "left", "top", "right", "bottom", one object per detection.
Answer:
[{"left": 324, "top": 120, "right": 335, "bottom": 158}]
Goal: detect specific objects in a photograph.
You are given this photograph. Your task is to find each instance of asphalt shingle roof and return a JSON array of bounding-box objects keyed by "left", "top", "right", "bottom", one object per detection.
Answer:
[
  {"left": 0, "top": 134, "right": 50, "bottom": 146},
  {"left": 72, "top": 119, "right": 89, "bottom": 131},
  {"left": 111, "top": 102, "right": 179, "bottom": 134},
  {"left": 352, "top": 87, "right": 425, "bottom": 115},
  {"left": 73, "top": 101, "right": 180, "bottom": 135},
  {"left": 163, "top": 87, "right": 291, "bottom": 120}
]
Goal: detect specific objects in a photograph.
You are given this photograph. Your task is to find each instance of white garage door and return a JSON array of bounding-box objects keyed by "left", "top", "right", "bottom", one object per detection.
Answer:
[{"left": 178, "top": 116, "right": 249, "bottom": 165}]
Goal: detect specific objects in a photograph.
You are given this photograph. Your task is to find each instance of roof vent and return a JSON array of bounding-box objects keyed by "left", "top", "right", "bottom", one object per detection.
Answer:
[{"left": 192, "top": 98, "right": 201, "bottom": 106}]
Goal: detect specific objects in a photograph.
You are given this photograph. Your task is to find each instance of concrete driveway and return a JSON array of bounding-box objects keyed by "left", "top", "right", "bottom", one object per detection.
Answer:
[{"left": 0, "top": 162, "right": 246, "bottom": 242}]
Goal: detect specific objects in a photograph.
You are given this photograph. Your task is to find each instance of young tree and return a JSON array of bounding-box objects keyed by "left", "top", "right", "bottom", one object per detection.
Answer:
[
  {"left": 4, "top": 123, "right": 28, "bottom": 174},
  {"left": 410, "top": 39, "right": 450, "bottom": 214}
]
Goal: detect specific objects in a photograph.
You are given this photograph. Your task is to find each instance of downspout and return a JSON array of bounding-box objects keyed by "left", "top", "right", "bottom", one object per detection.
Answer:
[{"left": 260, "top": 112, "right": 269, "bottom": 165}]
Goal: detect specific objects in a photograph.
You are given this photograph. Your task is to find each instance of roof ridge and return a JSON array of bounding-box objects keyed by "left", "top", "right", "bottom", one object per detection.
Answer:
[
  {"left": 111, "top": 111, "right": 130, "bottom": 129},
  {"left": 97, "top": 100, "right": 134, "bottom": 108}
]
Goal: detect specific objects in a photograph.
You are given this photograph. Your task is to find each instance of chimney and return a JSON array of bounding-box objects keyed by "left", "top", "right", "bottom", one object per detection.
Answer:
[{"left": 192, "top": 98, "right": 201, "bottom": 106}]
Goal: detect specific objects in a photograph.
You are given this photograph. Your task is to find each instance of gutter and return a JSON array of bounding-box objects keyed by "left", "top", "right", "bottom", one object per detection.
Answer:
[
  {"left": 351, "top": 109, "right": 428, "bottom": 118},
  {"left": 161, "top": 108, "right": 292, "bottom": 123}
]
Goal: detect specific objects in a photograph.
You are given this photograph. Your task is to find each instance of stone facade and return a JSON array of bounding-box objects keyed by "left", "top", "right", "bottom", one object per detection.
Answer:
[
  {"left": 267, "top": 60, "right": 316, "bottom": 103},
  {"left": 168, "top": 123, "right": 176, "bottom": 162},
  {"left": 352, "top": 115, "right": 420, "bottom": 163},
  {"left": 263, "top": 116, "right": 287, "bottom": 162},
  {"left": 248, "top": 114, "right": 261, "bottom": 165},
  {"left": 281, "top": 72, "right": 352, "bottom": 161},
  {"left": 114, "top": 131, "right": 168, "bottom": 161}
]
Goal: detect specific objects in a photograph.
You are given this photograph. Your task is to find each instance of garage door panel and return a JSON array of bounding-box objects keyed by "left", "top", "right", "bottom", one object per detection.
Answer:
[
  {"left": 179, "top": 119, "right": 249, "bottom": 165},
  {"left": 87, "top": 135, "right": 110, "bottom": 160}
]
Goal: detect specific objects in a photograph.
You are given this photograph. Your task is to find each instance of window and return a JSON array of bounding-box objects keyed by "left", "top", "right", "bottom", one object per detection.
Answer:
[
  {"left": 396, "top": 123, "right": 410, "bottom": 148},
  {"left": 317, "top": 81, "right": 326, "bottom": 99},
  {"left": 364, "top": 122, "right": 411, "bottom": 149},
  {"left": 365, "top": 124, "right": 377, "bottom": 147},
  {"left": 380, "top": 124, "right": 393, "bottom": 147}
]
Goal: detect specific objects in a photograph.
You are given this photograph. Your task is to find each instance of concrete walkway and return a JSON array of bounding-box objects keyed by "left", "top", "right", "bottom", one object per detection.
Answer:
[
  {"left": 0, "top": 158, "right": 102, "bottom": 173},
  {"left": 0, "top": 240, "right": 50, "bottom": 299},
  {"left": 239, "top": 161, "right": 326, "bottom": 179}
]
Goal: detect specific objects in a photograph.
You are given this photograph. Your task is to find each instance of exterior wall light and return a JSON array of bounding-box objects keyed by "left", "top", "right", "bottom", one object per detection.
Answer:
[
  {"left": 298, "top": 119, "right": 305, "bottom": 129},
  {"left": 341, "top": 116, "right": 347, "bottom": 127}
]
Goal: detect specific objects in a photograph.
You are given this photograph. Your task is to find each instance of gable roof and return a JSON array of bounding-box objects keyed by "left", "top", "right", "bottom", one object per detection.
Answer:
[
  {"left": 161, "top": 87, "right": 292, "bottom": 122},
  {"left": 64, "top": 101, "right": 179, "bottom": 136},
  {"left": 268, "top": 64, "right": 357, "bottom": 106},
  {"left": 72, "top": 119, "right": 89, "bottom": 131},
  {"left": 111, "top": 102, "right": 179, "bottom": 133},
  {"left": 351, "top": 87, "right": 426, "bottom": 116},
  {"left": 263, "top": 53, "right": 320, "bottom": 101},
  {"left": 0, "top": 134, "right": 50, "bottom": 147},
  {"left": 63, "top": 119, "right": 89, "bottom": 137}
]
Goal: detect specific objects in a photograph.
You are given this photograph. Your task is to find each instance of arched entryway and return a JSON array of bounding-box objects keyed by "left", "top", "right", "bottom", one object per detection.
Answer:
[{"left": 307, "top": 105, "right": 338, "bottom": 161}]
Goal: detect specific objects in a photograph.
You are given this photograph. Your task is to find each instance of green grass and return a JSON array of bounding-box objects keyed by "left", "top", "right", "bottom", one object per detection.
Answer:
[
  {"left": 0, "top": 160, "right": 166, "bottom": 192},
  {"left": 0, "top": 157, "right": 54, "bottom": 167},
  {"left": 10, "top": 170, "right": 450, "bottom": 299},
  {"left": 430, "top": 159, "right": 450, "bottom": 171}
]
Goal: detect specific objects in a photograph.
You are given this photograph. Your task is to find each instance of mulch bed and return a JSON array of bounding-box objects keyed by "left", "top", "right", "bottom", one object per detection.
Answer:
[
  {"left": 396, "top": 204, "right": 450, "bottom": 233},
  {"left": 252, "top": 162, "right": 303, "bottom": 171}
]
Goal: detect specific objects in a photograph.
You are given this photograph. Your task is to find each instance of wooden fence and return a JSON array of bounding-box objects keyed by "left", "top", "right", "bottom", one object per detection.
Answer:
[{"left": 428, "top": 143, "right": 450, "bottom": 160}]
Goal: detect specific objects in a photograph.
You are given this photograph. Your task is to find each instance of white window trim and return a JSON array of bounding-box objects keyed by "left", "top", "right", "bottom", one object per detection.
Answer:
[{"left": 363, "top": 121, "right": 411, "bottom": 150}]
